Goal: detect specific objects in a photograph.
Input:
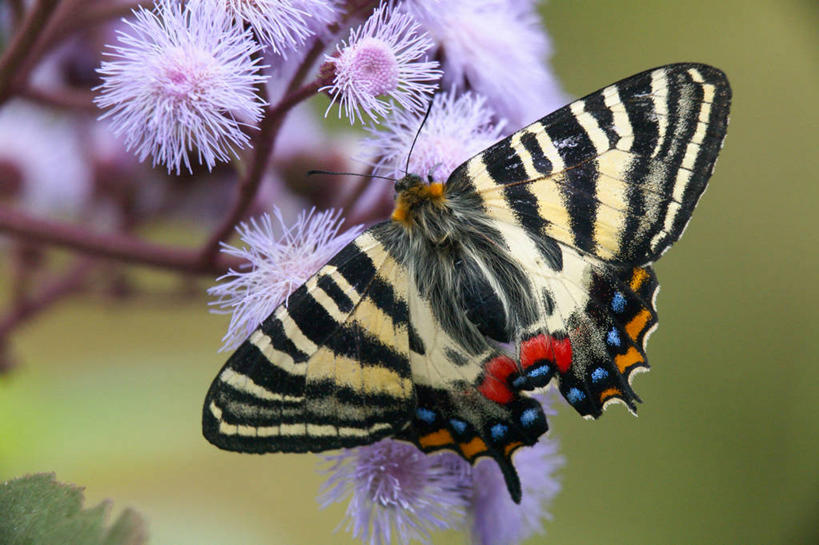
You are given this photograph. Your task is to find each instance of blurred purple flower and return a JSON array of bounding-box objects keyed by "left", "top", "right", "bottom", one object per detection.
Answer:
[
  {"left": 470, "top": 436, "right": 564, "bottom": 545},
  {"left": 94, "top": 0, "right": 266, "bottom": 175},
  {"left": 321, "top": 3, "right": 441, "bottom": 125},
  {"left": 317, "top": 393, "right": 564, "bottom": 545},
  {"left": 218, "top": 0, "right": 337, "bottom": 56},
  {"left": 362, "top": 89, "right": 505, "bottom": 182},
  {"left": 0, "top": 101, "right": 92, "bottom": 217},
  {"left": 320, "top": 439, "right": 468, "bottom": 545},
  {"left": 406, "top": 0, "right": 566, "bottom": 126},
  {"left": 208, "top": 207, "right": 363, "bottom": 350}
]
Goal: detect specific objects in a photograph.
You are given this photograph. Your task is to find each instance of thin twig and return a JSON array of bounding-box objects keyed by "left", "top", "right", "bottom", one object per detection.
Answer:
[
  {"left": 197, "top": 77, "right": 324, "bottom": 267},
  {"left": 0, "top": 258, "right": 93, "bottom": 340},
  {"left": 44, "top": 1, "right": 148, "bottom": 51},
  {"left": 0, "top": 205, "right": 242, "bottom": 275},
  {"left": 0, "top": 0, "right": 61, "bottom": 106},
  {"left": 19, "top": 85, "right": 97, "bottom": 112}
]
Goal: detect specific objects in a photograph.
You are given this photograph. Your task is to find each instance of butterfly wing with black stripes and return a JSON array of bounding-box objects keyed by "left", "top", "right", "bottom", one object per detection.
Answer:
[
  {"left": 203, "top": 226, "right": 416, "bottom": 453},
  {"left": 444, "top": 62, "right": 730, "bottom": 418},
  {"left": 202, "top": 63, "right": 730, "bottom": 503}
]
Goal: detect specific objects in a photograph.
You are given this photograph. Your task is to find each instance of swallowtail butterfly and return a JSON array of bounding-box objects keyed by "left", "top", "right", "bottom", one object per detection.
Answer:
[{"left": 203, "top": 63, "right": 731, "bottom": 502}]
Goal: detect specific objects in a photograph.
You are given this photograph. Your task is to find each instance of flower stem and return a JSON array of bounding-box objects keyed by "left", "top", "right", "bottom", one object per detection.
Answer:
[
  {"left": 0, "top": 205, "right": 241, "bottom": 275},
  {"left": 0, "top": 0, "right": 61, "bottom": 106},
  {"left": 197, "top": 64, "right": 325, "bottom": 268},
  {"left": 0, "top": 258, "right": 92, "bottom": 349}
]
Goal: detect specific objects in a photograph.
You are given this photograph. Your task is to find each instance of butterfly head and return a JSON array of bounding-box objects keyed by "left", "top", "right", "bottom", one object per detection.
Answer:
[{"left": 391, "top": 173, "right": 446, "bottom": 226}]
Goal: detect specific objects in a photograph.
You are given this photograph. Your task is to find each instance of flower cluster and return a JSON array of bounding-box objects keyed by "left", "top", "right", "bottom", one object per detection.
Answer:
[{"left": 0, "top": 0, "right": 568, "bottom": 542}]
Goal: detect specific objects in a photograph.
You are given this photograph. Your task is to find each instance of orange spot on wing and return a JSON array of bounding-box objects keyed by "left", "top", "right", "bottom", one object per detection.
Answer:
[
  {"left": 615, "top": 346, "right": 644, "bottom": 373},
  {"left": 504, "top": 441, "right": 523, "bottom": 457},
  {"left": 600, "top": 388, "right": 621, "bottom": 402},
  {"left": 625, "top": 309, "right": 652, "bottom": 341},
  {"left": 630, "top": 267, "right": 649, "bottom": 291},
  {"left": 459, "top": 437, "right": 487, "bottom": 459},
  {"left": 419, "top": 429, "right": 454, "bottom": 448}
]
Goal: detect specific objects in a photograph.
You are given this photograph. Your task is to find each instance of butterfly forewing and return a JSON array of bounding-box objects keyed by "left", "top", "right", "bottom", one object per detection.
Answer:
[
  {"left": 447, "top": 63, "right": 731, "bottom": 265},
  {"left": 203, "top": 226, "right": 414, "bottom": 453}
]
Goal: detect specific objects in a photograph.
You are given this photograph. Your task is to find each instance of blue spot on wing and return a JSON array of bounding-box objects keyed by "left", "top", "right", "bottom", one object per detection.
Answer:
[
  {"left": 520, "top": 408, "right": 540, "bottom": 427},
  {"left": 591, "top": 367, "right": 609, "bottom": 382},
  {"left": 490, "top": 423, "right": 508, "bottom": 440},
  {"left": 612, "top": 291, "right": 626, "bottom": 313},
  {"left": 527, "top": 365, "right": 551, "bottom": 378},
  {"left": 512, "top": 376, "right": 527, "bottom": 389},
  {"left": 567, "top": 388, "right": 586, "bottom": 404},
  {"left": 449, "top": 419, "right": 467, "bottom": 434},
  {"left": 607, "top": 328, "right": 621, "bottom": 347},
  {"left": 416, "top": 407, "right": 436, "bottom": 424}
]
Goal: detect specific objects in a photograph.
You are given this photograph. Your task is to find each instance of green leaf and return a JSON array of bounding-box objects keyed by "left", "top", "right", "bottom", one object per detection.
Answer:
[{"left": 0, "top": 473, "right": 147, "bottom": 545}]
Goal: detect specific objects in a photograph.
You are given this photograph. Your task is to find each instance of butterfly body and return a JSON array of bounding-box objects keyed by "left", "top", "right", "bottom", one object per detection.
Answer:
[{"left": 203, "top": 63, "right": 731, "bottom": 503}]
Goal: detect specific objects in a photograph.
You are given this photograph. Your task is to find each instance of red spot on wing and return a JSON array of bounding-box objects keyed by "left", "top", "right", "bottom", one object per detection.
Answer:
[
  {"left": 520, "top": 335, "right": 552, "bottom": 369},
  {"left": 520, "top": 334, "right": 573, "bottom": 373},
  {"left": 552, "top": 337, "right": 572, "bottom": 373},
  {"left": 478, "top": 356, "right": 516, "bottom": 404},
  {"left": 553, "top": 337, "right": 573, "bottom": 373}
]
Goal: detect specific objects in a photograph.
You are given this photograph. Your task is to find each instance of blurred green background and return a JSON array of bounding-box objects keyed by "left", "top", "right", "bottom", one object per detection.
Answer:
[{"left": 1, "top": 1, "right": 817, "bottom": 544}]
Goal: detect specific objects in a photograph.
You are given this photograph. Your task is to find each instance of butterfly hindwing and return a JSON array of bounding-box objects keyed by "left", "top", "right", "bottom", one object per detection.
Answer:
[
  {"left": 203, "top": 225, "right": 414, "bottom": 453},
  {"left": 447, "top": 62, "right": 731, "bottom": 265},
  {"left": 398, "top": 280, "right": 548, "bottom": 503}
]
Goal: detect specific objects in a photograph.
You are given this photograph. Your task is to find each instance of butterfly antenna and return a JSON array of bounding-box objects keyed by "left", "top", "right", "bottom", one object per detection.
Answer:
[
  {"left": 405, "top": 97, "right": 436, "bottom": 176},
  {"left": 307, "top": 169, "right": 396, "bottom": 182}
]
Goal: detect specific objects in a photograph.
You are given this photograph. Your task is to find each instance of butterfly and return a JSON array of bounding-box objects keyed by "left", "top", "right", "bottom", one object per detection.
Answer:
[{"left": 202, "top": 63, "right": 731, "bottom": 503}]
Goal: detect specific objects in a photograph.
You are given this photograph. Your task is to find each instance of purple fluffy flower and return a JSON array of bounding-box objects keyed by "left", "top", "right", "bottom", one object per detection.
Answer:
[
  {"left": 406, "top": 0, "right": 566, "bottom": 126},
  {"left": 208, "top": 207, "right": 363, "bottom": 350},
  {"left": 321, "top": 3, "right": 441, "bottom": 125},
  {"left": 218, "top": 0, "right": 338, "bottom": 56},
  {"left": 362, "top": 89, "right": 505, "bottom": 182},
  {"left": 320, "top": 440, "right": 468, "bottom": 545},
  {"left": 95, "top": 0, "right": 267, "bottom": 174},
  {"left": 469, "top": 436, "right": 564, "bottom": 545}
]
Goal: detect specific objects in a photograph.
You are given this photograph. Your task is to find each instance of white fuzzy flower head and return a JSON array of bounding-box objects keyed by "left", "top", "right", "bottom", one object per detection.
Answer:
[
  {"left": 220, "top": 0, "right": 337, "bottom": 56},
  {"left": 406, "top": 0, "right": 566, "bottom": 126},
  {"left": 208, "top": 208, "right": 364, "bottom": 350},
  {"left": 95, "top": 0, "right": 267, "bottom": 175},
  {"left": 322, "top": 3, "right": 441, "bottom": 124},
  {"left": 363, "top": 89, "right": 505, "bottom": 182}
]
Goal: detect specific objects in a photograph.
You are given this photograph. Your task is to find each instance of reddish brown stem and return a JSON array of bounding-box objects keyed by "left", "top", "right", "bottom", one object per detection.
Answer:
[
  {"left": 44, "top": 1, "right": 148, "bottom": 51},
  {"left": 0, "top": 258, "right": 92, "bottom": 340},
  {"left": 197, "top": 78, "right": 324, "bottom": 267},
  {"left": 19, "top": 85, "right": 97, "bottom": 112},
  {"left": 0, "top": 205, "right": 242, "bottom": 275},
  {"left": 0, "top": 0, "right": 61, "bottom": 106}
]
